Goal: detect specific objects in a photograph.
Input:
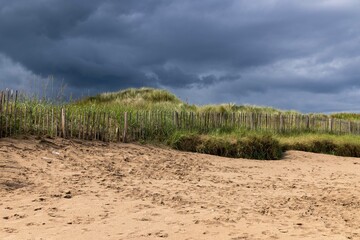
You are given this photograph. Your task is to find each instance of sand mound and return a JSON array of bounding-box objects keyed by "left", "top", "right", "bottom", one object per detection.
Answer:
[
  {"left": 1, "top": 137, "right": 360, "bottom": 240},
  {"left": 0, "top": 142, "right": 31, "bottom": 191}
]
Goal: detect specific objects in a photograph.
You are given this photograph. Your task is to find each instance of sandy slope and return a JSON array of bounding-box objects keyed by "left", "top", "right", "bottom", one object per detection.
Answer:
[{"left": 1, "top": 137, "right": 360, "bottom": 240}]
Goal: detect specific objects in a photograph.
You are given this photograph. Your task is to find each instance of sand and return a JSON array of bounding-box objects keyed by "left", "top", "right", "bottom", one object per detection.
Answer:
[{"left": 1, "top": 137, "right": 360, "bottom": 240}]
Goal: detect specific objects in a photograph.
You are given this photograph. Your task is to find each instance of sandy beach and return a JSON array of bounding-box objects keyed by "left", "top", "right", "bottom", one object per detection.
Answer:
[{"left": 1, "top": 137, "right": 360, "bottom": 240}]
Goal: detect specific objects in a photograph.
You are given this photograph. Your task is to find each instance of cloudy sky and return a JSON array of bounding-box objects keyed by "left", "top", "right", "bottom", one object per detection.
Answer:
[{"left": 0, "top": 0, "right": 360, "bottom": 112}]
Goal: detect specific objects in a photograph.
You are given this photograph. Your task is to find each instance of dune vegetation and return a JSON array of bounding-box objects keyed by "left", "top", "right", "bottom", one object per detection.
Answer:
[
  {"left": 76, "top": 87, "right": 293, "bottom": 113},
  {"left": 2, "top": 87, "right": 360, "bottom": 160}
]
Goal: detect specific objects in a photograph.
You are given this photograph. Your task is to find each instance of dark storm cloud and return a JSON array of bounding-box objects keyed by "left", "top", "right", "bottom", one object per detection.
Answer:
[
  {"left": 148, "top": 66, "right": 240, "bottom": 88},
  {"left": 1, "top": 0, "right": 360, "bottom": 111}
]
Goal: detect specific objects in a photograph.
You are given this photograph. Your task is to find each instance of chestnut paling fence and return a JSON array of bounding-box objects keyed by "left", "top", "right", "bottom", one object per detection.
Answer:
[{"left": 1, "top": 89, "right": 360, "bottom": 142}]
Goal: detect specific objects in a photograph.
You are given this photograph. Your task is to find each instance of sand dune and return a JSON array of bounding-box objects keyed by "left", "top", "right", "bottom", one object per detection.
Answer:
[{"left": 1, "top": 137, "right": 360, "bottom": 240}]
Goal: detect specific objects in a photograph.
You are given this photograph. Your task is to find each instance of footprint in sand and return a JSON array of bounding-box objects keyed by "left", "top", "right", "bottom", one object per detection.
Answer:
[{"left": 4, "top": 227, "right": 18, "bottom": 233}]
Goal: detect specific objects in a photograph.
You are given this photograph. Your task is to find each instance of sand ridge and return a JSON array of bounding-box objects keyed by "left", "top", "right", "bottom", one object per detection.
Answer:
[{"left": 1, "top": 137, "right": 360, "bottom": 240}]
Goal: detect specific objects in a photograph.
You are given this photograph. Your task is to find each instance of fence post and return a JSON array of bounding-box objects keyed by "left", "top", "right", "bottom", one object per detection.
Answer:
[
  {"left": 348, "top": 121, "right": 351, "bottom": 134},
  {"left": 123, "top": 112, "right": 128, "bottom": 143},
  {"left": 61, "top": 107, "right": 66, "bottom": 138},
  {"left": 5, "top": 90, "right": 10, "bottom": 137},
  {"left": 279, "top": 114, "right": 283, "bottom": 132},
  {"left": 174, "top": 111, "right": 179, "bottom": 128},
  {"left": 328, "top": 118, "right": 332, "bottom": 132}
]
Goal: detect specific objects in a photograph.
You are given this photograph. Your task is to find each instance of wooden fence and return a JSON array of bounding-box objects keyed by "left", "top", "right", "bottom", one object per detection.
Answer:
[{"left": 1, "top": 89, "right": 360, "bottom": 142}]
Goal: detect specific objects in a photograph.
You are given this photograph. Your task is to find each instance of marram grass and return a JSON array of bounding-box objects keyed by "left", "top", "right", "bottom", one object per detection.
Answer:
[{"left": 2, "top": 87, "right": 360, "bottom": 159}]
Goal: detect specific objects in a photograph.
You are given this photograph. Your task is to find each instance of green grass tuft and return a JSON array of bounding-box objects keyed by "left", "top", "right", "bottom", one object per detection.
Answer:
[
  {"left": 168, "top": 132, "right": 283, "bottom": 160},
  {"left": 168, "top": 132, "right": 202, "bottom": 152},
  {"left": 238, "top": 135, "right": 283, "bottom": 160}
]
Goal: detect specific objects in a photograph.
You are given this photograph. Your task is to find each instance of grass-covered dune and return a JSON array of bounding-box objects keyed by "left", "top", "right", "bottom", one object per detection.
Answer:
[
  {"left": 78, "top": 87, "right": 360, "bottom": 119},
  {"left": 74, "top": 88, "right": 360, "bottom": 159},
  {"left": 3, "top": 87, "right": 360, "bottom": 160},
  {"left": 77, "top": 87, "right": 290, "bottom": 113},
  {"left": 80, "top": 88, "right": 182, "bottom": 105}
]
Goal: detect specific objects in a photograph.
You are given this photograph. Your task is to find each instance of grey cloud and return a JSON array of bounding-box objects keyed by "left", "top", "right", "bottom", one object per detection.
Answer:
[
  {"left": 149, "top": 66, "right": 240, "bottom": 88},
  {"left": 0, "top": 53, "right": 44, "bottom": 90},
  {"left": 0, "top": 0, "right": 360, "bottom": 111}
]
